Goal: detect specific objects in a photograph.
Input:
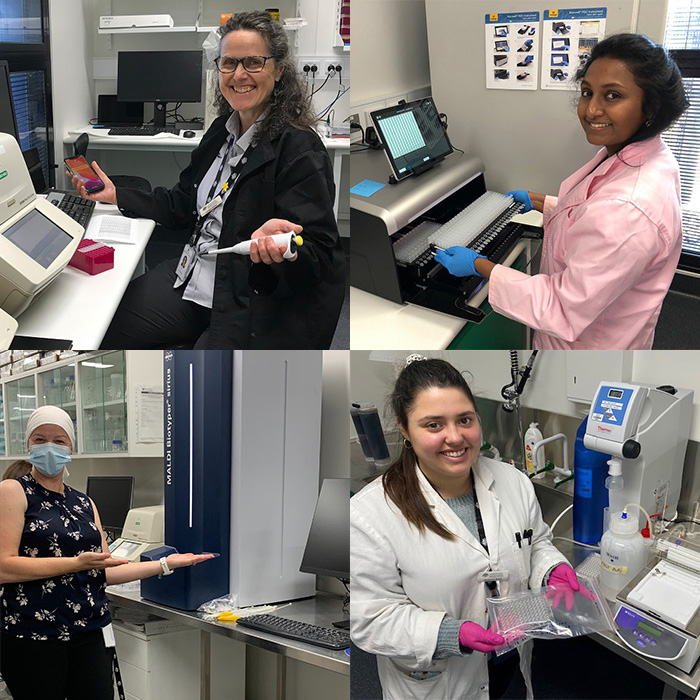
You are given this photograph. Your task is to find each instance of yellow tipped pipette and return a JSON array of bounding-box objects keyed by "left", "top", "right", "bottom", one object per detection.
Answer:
[{"left": 207, "top": 232, "right": 303, "bottom": 260}]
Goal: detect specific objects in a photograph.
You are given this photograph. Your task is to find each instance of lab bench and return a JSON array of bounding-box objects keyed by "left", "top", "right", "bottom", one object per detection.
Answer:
[
  {"left": 107, "top": 587, "right": 349, "bottom": 700},
  {"left": 553, "top": 539, "right": 700, "bottom": 699}
]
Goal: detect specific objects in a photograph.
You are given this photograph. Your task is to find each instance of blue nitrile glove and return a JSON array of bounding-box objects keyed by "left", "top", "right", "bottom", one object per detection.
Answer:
[
  {"left": 434, "top": 246, "right": 486, "bottom": 278},
  {"left": 505, "top": 190, "right": 533, "bottom": 213}
]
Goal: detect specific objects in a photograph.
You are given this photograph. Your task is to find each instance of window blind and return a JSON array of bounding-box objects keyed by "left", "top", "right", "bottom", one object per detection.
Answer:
[
  {"left": 10, "top": 71, "right": 49, "bottom": 185},
  {"left": 664, "top": 0, "right": 700, "bottom": 266}
]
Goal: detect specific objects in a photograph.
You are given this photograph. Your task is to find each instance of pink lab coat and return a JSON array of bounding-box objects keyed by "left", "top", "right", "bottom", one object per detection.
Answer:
[{"left": 489, "top": 136, "right": 682, "bottom": 349}]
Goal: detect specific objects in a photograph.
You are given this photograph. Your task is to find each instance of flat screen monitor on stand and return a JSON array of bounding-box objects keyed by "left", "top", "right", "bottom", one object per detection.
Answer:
[
  {"left": 300, "top": 478, "right": 350, "bottom": 628},
  {"left": 86, "top": 475, "right": 135, "bottom": 542},
  {"left": 117, "top": 50, "right": 203, "bottom": 131}
]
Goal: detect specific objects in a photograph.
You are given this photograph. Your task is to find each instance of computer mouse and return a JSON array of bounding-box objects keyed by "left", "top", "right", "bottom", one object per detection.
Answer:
[{"left": 183, "top": 130, "right": 196, "bottom": 138}]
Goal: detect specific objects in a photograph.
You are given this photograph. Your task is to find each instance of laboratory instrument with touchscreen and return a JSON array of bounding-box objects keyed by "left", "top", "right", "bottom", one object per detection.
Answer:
[
  {"left": 0, "top": 133, "right": 83, "bottom": 339},
  {"left": 351, "top": 104, "right": 541, "bottom": 322}
]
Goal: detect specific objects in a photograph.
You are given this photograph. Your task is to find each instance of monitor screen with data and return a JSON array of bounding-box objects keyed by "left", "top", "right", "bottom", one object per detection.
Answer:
[{"left": 370, "top": 97, "right": 453, "bottom": 182}]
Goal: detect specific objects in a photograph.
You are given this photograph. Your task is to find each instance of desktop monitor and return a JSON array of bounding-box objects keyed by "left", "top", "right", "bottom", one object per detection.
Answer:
[
  {"left": 300, "top": 478, "right": 350, "bottom": 581},
  {"left": 0, "top": 133, "right": 83, "bottom": 318},
  {"left": 0, "top": 60, "right": 19, "bottom": 142},
  {"left": 97, "top": 94, "right": 144, "bottom": 127},
  {"left": 86, "top": 476, "right": 135, "bottom": 534},
  {"left": 370, "top": 97, "right": 453, "bottom": 183},
  {"left": 117, "top": 51, "right": 203, "bottom": 129}
]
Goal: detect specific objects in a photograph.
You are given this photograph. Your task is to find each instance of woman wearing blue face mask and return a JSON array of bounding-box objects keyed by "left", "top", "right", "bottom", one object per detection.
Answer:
[{"left": 0, "top": 406, "right": 214, "bottom": 700}]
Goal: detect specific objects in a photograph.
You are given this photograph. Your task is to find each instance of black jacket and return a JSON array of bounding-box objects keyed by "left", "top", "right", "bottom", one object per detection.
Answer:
[{"left": 117, "top": 116, "right": 346, "bottom": 349}]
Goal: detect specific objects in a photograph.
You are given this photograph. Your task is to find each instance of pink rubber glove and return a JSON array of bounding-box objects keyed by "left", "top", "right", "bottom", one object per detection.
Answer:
[
  {"left": 458, "top": 621, "right": 506, "bottom": 653},
  {"left": 545, "top": 563, "right": 596, "bottom": 611}
]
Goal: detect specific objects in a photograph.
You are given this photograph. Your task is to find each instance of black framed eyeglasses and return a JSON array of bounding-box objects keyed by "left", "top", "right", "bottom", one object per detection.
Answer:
[{"left": 215, "top": 55, "right": 273, "bottom": 74}]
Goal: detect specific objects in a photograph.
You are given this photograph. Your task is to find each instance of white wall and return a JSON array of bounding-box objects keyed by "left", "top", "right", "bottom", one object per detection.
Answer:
[
  {"left": 352, "top": 0, "right": 431, "bottom": 111},
  {"left": 350, "top": 351, "right": 700, "bottom": 443},
  {"left": 49, "top": 0, "right": 93, "bottom": 184},
  {"left": 321, "top": 350, "right": 350, "bottom": 479}
]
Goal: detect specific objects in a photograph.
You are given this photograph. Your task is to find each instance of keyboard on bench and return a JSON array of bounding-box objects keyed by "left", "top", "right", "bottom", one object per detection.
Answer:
[
  {"left": 107, "top": 126, "right": 176, "bottom": 136},
  {"left": 45, "top": 190, "right": 95, "bottom": 228},
  {"left": 235, "top": 614, "right": 350, "bottom": 650}
]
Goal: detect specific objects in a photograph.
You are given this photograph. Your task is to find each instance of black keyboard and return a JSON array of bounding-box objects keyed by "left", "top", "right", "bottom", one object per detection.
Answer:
[
  {"left": 45, "top": 190, "right": 95, "bottom": 228},
  {"left": 108, "top": 126, "right": 175, "bottom": 136},
  {"left": 235, "top": 614, "right": 350, "bottom": 650}
]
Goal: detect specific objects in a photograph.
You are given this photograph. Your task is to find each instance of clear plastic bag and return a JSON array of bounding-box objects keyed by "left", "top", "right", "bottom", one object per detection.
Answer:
[{"left": 487, "top": 575, "right": 615, "bottom": 655}]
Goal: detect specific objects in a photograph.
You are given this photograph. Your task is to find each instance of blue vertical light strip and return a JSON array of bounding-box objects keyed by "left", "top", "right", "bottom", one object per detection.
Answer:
[{"left": 189, "top": 362, "right": 193, "bottom": 528}]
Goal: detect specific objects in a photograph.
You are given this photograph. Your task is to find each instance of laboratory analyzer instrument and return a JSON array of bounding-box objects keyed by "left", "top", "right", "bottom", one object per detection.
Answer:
[
  {"left": 583, "top": 381, "right": 693, "bottom": 520},
  {"left": 141, "top": 351, "right": 322, "bottom": 611}
]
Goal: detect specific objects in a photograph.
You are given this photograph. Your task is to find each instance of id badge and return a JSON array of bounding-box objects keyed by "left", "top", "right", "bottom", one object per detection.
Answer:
[
  {"left": 175, "top": 244, "right": 196, "bottom": 284},
  {"left": 199, "top": 195, "right": 223, "bottom": 219},
  {"left": 102, "top": 622, "right": 116, "bottom": 648}
]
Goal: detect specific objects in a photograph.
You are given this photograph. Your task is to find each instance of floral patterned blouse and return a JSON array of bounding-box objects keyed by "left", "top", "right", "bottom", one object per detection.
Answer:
[{"left": 0, "top": 474, "right": 110, "bottom": 641}]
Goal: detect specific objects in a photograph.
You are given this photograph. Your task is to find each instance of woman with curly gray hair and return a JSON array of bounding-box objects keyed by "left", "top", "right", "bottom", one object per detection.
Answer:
[{"left": 71, "top": 10, "right": 345, "bottom": 350}]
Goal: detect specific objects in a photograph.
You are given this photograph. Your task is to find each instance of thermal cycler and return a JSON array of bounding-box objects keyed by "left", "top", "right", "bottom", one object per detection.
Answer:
[{"left": 0, "top": 132, "right": 83, "bottom": 348}]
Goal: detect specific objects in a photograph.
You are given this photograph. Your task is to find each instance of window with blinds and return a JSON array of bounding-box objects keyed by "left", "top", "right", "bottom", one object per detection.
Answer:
[
  {"left": 0, "top": 0, "right": 53, "bottom": 187},
  {"left": 10, "top": 71, "right": 49, "bottom": 185},
  {"left": 664, "top": 0, "right": 700, "bottom": 270}
]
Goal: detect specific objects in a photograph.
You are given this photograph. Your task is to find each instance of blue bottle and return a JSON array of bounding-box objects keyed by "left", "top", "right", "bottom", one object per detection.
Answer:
[{"left": 573, "top": 417, "right": 610, "bottom": 544}]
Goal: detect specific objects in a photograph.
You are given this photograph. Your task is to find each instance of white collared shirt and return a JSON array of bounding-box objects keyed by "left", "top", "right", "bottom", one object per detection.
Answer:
[{"left": 174, "top": 112, "right": 261, "bottom": 308}]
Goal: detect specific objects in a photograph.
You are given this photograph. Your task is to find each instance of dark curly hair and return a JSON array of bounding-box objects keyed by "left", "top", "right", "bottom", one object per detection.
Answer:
[
  {"left": 575, "top": 33, "right": 689, "bottom": 150},
  {"left": 214, "top": 11, "right": 317, "bottom": 144},
  {"left": 382, "top": 358, "right": 480, "bottom": 541}
]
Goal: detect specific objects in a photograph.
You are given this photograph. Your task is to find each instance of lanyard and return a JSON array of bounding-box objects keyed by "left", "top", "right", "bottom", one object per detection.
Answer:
[
  {"left": 187, "top": 136, "right": 250, "bottom": 247},
  {"left": 471, "top": 477, "right": 502, "bottom": 598}
]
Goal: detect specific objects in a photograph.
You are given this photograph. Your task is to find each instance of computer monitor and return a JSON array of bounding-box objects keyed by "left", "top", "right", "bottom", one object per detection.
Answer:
[
  {"left": 300, "top": 478, "right": 350, "bottom": 582},
  {"left": 0, "top": 60, "right": 19, "bottom": 142},
  {"left": 97, "top": 94, "right": 144, "bottom": 127},
  {"left": 117, "top": 51, "right": 203, "bottom": 129},
  {"left": 370, "top": 97, "right": 453, "bottom": 183},
  {"left": 86, "top": 476, "right": 135, "bottom": 534},
  {"left": 0, "top": 133, "right": 83, "bottom": 318}
]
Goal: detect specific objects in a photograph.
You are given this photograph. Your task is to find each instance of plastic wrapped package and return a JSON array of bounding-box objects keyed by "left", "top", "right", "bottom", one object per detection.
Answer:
[{"left": 487, "top": 575, "right": 615, "bottom": 655}]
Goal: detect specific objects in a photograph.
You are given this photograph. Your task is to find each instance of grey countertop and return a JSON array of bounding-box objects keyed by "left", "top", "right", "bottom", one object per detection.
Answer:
[{"left": 107, "top": 588, "right": 350, "bottom": 676}]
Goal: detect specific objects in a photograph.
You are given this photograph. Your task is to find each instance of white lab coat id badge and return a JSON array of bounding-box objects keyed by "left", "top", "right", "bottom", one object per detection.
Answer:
[
  {"left": 102, "top": 622, "right": 116, "bottom": 648},
  {"left": 175, "top": 243, "right": 197, "bottom": 284}
]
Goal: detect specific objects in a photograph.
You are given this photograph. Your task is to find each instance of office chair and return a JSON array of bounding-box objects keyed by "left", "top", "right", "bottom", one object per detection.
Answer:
[{"left": 73, "top": 133, "right": 152, "bottom": 192}]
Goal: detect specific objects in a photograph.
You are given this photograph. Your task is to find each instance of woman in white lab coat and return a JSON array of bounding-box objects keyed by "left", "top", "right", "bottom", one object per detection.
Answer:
[{"left": 351, "top": 357, "right": 590, "bottom": 699}]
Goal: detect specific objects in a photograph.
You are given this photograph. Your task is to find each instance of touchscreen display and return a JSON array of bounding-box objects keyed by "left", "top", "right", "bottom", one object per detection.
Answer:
[
  {"left": 2, "top": 209, "right": 73, "bottom": 269},
  {"left": 371, "top": 98, "right": 453, "bottom": 181}
]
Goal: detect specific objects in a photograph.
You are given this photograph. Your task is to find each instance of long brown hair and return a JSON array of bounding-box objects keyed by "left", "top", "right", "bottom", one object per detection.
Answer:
[{"left": 383, "top": 359, "right": 479, "bottom": 541}]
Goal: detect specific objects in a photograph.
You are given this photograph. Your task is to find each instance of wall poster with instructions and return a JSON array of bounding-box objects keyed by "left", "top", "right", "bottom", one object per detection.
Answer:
[
  {"left": 485, "top": 12, "right": 540, "bottom": 90},
  {"left": 541, "top": 7, "right": 607, "bottom": 90}
]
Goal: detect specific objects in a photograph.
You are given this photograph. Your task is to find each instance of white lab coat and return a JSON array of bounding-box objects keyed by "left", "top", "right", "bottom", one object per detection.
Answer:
[{"left": 350, "top": 456, "right": 567, "bottom": 700}]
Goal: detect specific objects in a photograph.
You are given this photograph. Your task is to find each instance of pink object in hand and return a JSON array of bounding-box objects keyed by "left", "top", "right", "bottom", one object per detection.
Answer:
[
  {"left": 546, "top": 563, "right": 596, "bottom": 610},
  {"left": 458, "top": 621, "right": 506, "bottom": 653}
]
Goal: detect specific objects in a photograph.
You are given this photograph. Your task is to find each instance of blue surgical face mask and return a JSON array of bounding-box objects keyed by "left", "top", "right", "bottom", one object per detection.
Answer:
[{"left": 29, "top": 443, "right": 72, "bottom": 477}]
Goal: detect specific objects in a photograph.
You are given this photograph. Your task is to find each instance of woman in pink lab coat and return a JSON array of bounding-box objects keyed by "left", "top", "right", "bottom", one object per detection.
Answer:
[{"left": 434, "top": 34, "right": 689, "bottom": 349}]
